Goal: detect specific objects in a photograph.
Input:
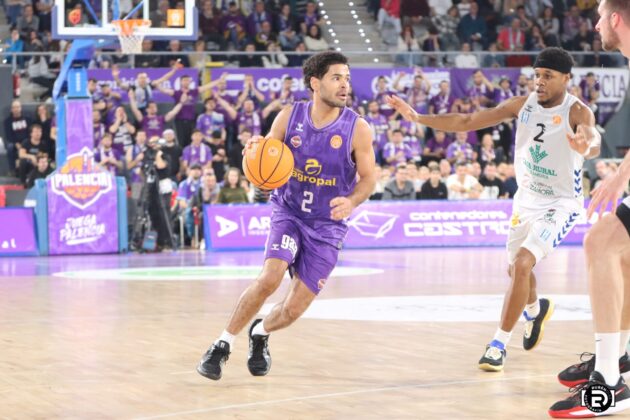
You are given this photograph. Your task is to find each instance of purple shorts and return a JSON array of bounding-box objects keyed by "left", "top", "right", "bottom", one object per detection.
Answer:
[{"left": 264, "top": 213, "right": 343, "bottom": 295}]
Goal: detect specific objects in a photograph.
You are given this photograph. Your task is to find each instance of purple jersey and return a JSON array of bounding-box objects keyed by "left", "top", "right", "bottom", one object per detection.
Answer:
[
  {"left": 429, "top": 93, "right": 454, "bottom": 115},
  {"left": 374, "top": 90, "right": 396, "bottom": 118},
  {"left": 494, "top": 87, "right": 514, "bottom": 104},
  {"left": 142, "top": 114, "right": 166, "bottom": 140},
  {"left": 93, "top": 123, "right": 105, "bottom": 148},
  {"left": 467, "top": 84, "right": 494, "bottom": 105},
  {"left": 271, "top": 101, "right": 359, "bottom": 232},
  {"left": 382, "top": 142, "right": 413, "bottom": 165},
  {"left": 404, "top": 86, "right": 430, "bottom": 114},
  {"left": 129, "top": 144, "right": 145, "bottom": 183},
  {"left": 173, "top": 88, "right": 199, "bottom": 121},
  {"left": 196, "top": 112, "right": 225, "bottom": 139},
  {"left": 364, "top": 113, "right": 389, "bottom": 151},
  {"left": 579, "top": 79, "right": 600, "bottom": 102},
  {"left": 182, "top": 143, "right": 212, "bottom": 166},
  {"left": 97, "top": 93, "right": 122, "bottom": 125},
  {"left": 238, "top": 111, "right": 262, "bottom": 136},
  {"left": 94, "top": 147, "right": 122, "bottom": 175},
  {"left": 177, "top": 177, "right": 201, "bottom": 201},
  {"left": 214, "top": 90, "right": 238, "bottom": 122},
  {"left": 446, "top": 141, "right": 474, "bottom": 163}
]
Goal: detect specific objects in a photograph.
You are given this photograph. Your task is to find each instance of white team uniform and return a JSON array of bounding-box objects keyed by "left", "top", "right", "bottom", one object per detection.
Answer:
[{"left": 507, "top": 92, "right": 585, "bottom": 264}]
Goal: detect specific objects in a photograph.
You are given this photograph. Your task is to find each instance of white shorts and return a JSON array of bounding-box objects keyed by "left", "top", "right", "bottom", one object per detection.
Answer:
[{"left": 507, "top": 201, "right": 582, "bottom": 265}]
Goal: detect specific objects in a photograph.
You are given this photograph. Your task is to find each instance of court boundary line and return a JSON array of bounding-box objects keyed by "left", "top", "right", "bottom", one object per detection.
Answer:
[{"left": 135, "top": 373, "right": 555, "bottom": 419}]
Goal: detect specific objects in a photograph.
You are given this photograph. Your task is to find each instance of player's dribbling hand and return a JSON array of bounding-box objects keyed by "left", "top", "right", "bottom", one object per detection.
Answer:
[
  {"left": 587, "top": 171, "right": 626, "bottom": 220},
  {"left": 242, "top": 135, "right": 263, "bottom": 155},
  {"left": 330, "top": 196, "right": 354, "bottom": 221},
  {"left": 385, "top": 95, "right": 418, "bottom": 122}
]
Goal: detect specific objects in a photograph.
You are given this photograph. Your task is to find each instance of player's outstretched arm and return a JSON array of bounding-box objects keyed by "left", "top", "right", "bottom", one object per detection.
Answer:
[
  {"left": 588, "top": 149, "right": 630, "bottom": 219},
  {"left": 567, "top": 101, "right": 601, "bottom": 160},
  {"left": 330, "top": 118, "right": 376, "bottom": 221},
  {"left": 385, "top": 94, "right": 526, "bottom": 132}
]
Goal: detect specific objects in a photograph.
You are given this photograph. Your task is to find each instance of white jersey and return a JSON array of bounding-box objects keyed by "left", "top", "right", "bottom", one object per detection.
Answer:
[{"left": 514, "top": 92, "right": 584, "bottom": 208}]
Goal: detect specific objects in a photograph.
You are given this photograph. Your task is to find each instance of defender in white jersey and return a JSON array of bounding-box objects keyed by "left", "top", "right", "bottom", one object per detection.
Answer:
[
  {"left": 551, "top": 1, "right": 630, "bottom": 418},
  {"left": 387, "top": 47, "right": 601, "bottom": 373}
]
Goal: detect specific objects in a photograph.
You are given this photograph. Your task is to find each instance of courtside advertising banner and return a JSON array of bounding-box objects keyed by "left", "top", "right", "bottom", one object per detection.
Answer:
[
  {"left": 46, "top": 147, "right": 119, "bottom": 255},
  {"left": 0, "top": 208, "right": 38, "bottom": 256},
  {"left": 203, "top": 201, "right": 593, "bottom": 250}
]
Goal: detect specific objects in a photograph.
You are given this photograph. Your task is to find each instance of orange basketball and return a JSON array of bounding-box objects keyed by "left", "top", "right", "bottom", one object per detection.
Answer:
[{"left": 242, "top": 138, "right": 294, "bottom": 190}]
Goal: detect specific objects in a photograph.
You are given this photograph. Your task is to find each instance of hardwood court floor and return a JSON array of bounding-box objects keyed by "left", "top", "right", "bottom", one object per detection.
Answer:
[{"left": 0, "top": 247, "right": 612, "bottom": 419}]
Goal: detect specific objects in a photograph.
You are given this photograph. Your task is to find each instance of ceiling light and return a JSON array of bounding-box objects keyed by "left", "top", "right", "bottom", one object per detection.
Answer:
[
  {"left": 349, "top": 1, "right": 354, "bottom": 5},
  {"left": 336, "top": 47, "right": 342, "bottom": 51},
  {"left": 357, "top": 20, "right": 362, "bottom": 24},
  {"left": 367, "top": 47, "right": 373, "bottom": 51},
  {"left": 373, "top": 58, "right": 379, "bottom": 63},
  {"left": 365, "top": 39, "right": 371, "bottom": 43},
  {"left": 334, "top": 39, "right": 339, "bottom": 44},
  {"left": 326, "top": 20, "right": 331, "bottom": 24}
]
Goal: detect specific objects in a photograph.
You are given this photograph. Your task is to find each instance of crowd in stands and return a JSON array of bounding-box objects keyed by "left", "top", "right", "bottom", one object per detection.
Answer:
[
  {"left": 390, "top": 0, "right": 626, "bottom": 68},
  {"left": 1, "top": 0, "right": 628, "bottom": 247}
]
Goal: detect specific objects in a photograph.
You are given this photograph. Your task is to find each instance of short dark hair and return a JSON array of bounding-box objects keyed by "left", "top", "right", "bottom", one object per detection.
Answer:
[
  {"left": 602, "top": 0, "right": 630, "bottom": 23},
  {"left": 303, "top": 51, "right": 349, "bottom": 92},
  {"left": 392, "top": 129, "right": 403, "bottom": 135},
  {"left": 533, "top": 47, "right": 575, "bottom": 74}
]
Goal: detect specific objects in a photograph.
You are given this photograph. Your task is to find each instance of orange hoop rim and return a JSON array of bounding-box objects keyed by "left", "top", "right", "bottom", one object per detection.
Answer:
[{"left": 112, "top": 19, "right": 151, "bottom": 36}]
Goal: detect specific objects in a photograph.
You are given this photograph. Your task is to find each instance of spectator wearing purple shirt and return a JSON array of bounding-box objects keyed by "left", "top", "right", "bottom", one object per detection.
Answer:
[
  {"left": 196, "top": 97, "right": 226, "bottom": 144},
  {"left": 108, "top": 106, "right": 136, "bottom": 154},
  {"left": 236, "top": 74, "right": 266, "bottom": 108},
  {"left": 393, "top": 71, "right": 431, "bottom": 114},
  {"left": 373, "top": 76, "right": 397, "bottom": 118},
  {"left": 428, "top": 81, "right": 454, "bottom": 115},
  {"left": 383, "top": 129, "right": 414, "bottom": 166},
  {"left": 130, "top": 99, "right": 181, "bottom": 142},
  {"left": 236, "top": 99, "right": 263, "bottom": 136},
  {"left": 494, "top": 77, "right": 514, "bottom": 104},
  {"left": 182, "top": 130, "right": 213, "bottom": 172},
  {"left": 423, "top": 129, "right": 451, "bottom": 162},
  {"left": 247, "top": 0, "right": 273, "bottom": 38},
  {"left": 94, "top": 82, "right": 122, "bottom": 126},
  {"left": 300, "top": 1, "right": 322, "bottom": 34},
  {"left": 93, "top": 110, "right": 106, "bottom": 149},
  {"left": 467, "top": 70, "right": 495, "bottom": 108},
  {"left": 446, "top": 131, "right": 475, "bottom": 165},
  {"left": 177, "top": 163, "right": 203, "bottom": 239},
  {"left": 579, "top": 72, "right": 600, "bottom": 106},
  {"left": 151, "top": 65, "right": 225, "bottom": 148},
  {"left": 94, "top": 133, "right": 123, "bottom": 176},
  {"left": 364, "top": 100, "right": 390, "bottom": 158},
  {"left": 126, "top": 130, "right": 147, "bottom": 187},
  {"left": 220, "top": 1, "right": 248, "bottom": 48}
]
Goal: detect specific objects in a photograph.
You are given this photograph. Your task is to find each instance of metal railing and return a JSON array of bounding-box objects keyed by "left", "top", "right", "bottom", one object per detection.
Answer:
[{"left": 1, "top": 49, "right": 628, "bottom": 72}]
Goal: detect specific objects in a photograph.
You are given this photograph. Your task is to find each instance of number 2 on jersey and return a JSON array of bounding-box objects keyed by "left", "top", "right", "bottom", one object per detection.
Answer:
[
  {"left": 301, "top": 191, "right": 313, "bottom": 213},
  {"left": 534, "top": 123, "right": 546, "bottom": 143}
]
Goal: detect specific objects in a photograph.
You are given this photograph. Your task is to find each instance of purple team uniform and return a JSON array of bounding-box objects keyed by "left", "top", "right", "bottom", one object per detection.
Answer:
[{"left": 266, "top": 101, "right": 359, "bottom": 294}]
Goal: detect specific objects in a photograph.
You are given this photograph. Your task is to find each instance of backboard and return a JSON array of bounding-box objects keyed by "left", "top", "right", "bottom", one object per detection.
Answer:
[{"left": 52, "top": 0, "right": 197, "bottom": 41}]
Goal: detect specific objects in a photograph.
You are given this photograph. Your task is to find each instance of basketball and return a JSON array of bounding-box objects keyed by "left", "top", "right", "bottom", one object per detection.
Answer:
[{"left": 242, "top": 138, "right": 294, "bottom": 190}]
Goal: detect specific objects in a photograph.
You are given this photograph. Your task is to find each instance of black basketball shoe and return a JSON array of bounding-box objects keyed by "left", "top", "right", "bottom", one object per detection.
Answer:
[
  {"left": 558, "top": 352, "right": 630, "bottom": 388},
  {"left": 523, "top": 298, "right": 554, "bottom": 351},
  {"left": 247, "top": 319, "right": 271, "bottom": 376},
  {"left": 478, "top": 340, "right": 507, "bottom": 372},
  {"left": 197, "top": 340, "right": 230, "bottom": 381},
  {"left": 549, "top": 371, "right": 630, "bottom": 418}
]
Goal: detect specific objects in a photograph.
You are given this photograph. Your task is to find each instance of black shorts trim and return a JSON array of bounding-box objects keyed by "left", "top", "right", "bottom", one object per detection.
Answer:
[{"left": 615, "top": 202, "right": 630, "bottom": 238}]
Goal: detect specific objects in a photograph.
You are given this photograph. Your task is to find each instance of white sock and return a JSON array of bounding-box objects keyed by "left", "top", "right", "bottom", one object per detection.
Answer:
[
  {"left": 492, "top": 328, "right": 512, "bottom": 350},
  {"left": 620, "top": 330, "right": 630, "bottom": 357},
  {"left": 595, "top": 332, "right": 621, "bottom": 386},
  {"left": 216, "top": 330, "right": 235, "bottom": 347},
  {"left": 525, "top": 300, "right": 540, "bottom": 319},
  {"left": 252, "top": 320, "right": 269, "bottom": 336}
]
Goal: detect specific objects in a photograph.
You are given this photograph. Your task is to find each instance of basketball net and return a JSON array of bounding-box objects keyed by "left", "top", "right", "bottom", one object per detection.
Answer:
[{"left": 112, "top": 19, "right": 151, "bottom": 54}]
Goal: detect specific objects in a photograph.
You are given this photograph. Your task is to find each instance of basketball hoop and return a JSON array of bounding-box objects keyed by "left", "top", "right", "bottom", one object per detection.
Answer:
[{"left": 112, "top": 19, "right": 151, "bottom": 54}]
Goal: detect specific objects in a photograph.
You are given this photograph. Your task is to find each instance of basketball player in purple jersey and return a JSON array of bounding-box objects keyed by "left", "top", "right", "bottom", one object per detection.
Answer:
[{"left": 197, "top": 51, "right": 376, "bottom": 381}]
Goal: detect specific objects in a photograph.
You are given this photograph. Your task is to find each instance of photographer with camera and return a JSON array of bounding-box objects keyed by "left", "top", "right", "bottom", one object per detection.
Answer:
[{"left": 139, "top": 136, "right": 176, "bottom": 250}]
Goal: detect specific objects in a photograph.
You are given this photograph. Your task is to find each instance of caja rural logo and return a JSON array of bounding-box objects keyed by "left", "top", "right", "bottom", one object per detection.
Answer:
[{"left": 50, "top": 148, "right": 113, "bottom": 210}]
